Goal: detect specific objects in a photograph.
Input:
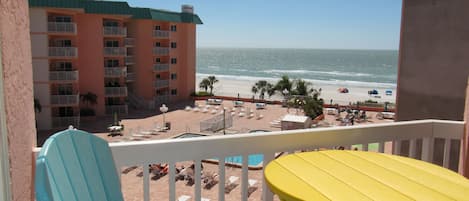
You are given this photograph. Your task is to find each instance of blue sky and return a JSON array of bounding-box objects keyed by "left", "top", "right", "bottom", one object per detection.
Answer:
[{"left": 125, "top": 1, "right": 402, "bottom": 50}]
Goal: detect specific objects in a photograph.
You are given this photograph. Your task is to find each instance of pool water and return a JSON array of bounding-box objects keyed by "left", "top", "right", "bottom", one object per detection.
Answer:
[{"left": 224, "top": 154, "right": 264, "bottom": 166}]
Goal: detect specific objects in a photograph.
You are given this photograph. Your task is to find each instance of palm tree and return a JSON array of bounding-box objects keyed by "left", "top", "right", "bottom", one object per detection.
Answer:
[
  {"left": 275, "top": 75, "right": 293, "bottom": 97},
  {"left": 207, "top": 76, "right": 218, "bottom": 95},
  {"left": 293, "top": 79, "right": 314, "bottom": 96},
  {"left": 199, "top": 78, "right": 210, "bottom": 92},
  {"left": 80, "top": 92, "right": 97, "bottom": 108},
  {"left": 252, "top": 80, "right": 275, "bottom": 100}
]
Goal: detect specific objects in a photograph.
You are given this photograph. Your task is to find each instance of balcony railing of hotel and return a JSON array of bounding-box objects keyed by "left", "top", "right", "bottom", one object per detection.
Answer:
[
  {"left": 49, "top": 71, "right": 79, "bottom": 81},
  {"left": 51, "top": 116, "right": 80, "bottom": 128},
  {"left": 47, "top": 22, "right": 77, "bottom": 34},
  {"left": 125, "top": 56, "right": 134, "bottom": 65},
  {"left": 55, "top": 119, "right": 460, "bottom": 201},
  {"left": 50, "top": 94, "right": 79, "bottom": 106},
  {"left": 103, "top": 26, "right": 127, "bottom": 36},
  {"left": 153, "top": 63, "right": 170, "bottom": 72},
  {"left": 48, "top": 47, "right": 78, "bottom": 57},
  {"left": 126, "top": 72, "right": 136, "bottom": 82},
  {"left": 103, "top": 47, "right": 127, "bottom": 56},
  {"left": 124, "top": 38, "right": 135, "bottom": 47},
  {"left": 105, "top": 87, "right": 128, "bottom": 97},
  {"left": 153, "top": 30, "right": 170, "bottom": 38},
  {"left": 154, "top": 79, "right": 169, "bottom": 88},
  {"left": 104, "top": 67, "right": 127, "bottom": 78},
  {"left": 153, "top": 47, "right": 170, "bottom": 55},
  {"left": 105, "top": 104, "right": 128, "bottom": 115},
  {"left": 155, "top": 94, "right": 170, "bottom": 103}
]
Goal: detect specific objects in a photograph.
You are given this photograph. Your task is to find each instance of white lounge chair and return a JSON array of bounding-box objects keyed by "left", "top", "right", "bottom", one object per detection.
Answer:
[
  {"left": 231, "top": 112, "right": 236, "bottom": 116},
  {"left": 202, "top": 108, "right": 209, "bottom": 113},
  {"left": 193, "top": 107, "right": 200, "bottom": 112},
  {"left": 211, "top": 109, "right": 217, "bottom": 114},
  {"left": 239, "top": 112, "right": 245, "bottom": 117},
  {"left": 257, "top": 114, "right": 264, "bottom": 120},
  {"left": 225, "top": 176, "right": 239, "bottom": 193},
  {"left": 178, "top": 195, "right": 191, "bottom": 201},
  {"left": 185, "top": 106, "right": 192, "bottom": 111},
  {"left": 248, "top": 179, "right": 258, "bottom": 197},
  {"left": 248, "top": 113, "right": 255, "bottom": 119}
]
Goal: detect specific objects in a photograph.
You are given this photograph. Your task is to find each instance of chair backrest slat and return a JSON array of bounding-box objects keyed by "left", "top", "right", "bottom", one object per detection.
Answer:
[{"left": 35, "top": 129, "right": 123, "bottom": 201}]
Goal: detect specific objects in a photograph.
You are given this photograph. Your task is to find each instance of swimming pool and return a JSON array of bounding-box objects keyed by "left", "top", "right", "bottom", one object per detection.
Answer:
[{"left": 224, "top": 154, "right": 264, "bottom": 166}]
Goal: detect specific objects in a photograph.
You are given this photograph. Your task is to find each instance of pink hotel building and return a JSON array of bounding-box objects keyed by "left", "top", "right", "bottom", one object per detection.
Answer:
[{"left": 29, "top": 0, "right": 202, "bottom": 130}]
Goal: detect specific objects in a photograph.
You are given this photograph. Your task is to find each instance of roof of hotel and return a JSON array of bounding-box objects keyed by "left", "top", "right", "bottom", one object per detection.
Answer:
[{"left": 28, "top": 0, "right": 203, "bottom": 24}]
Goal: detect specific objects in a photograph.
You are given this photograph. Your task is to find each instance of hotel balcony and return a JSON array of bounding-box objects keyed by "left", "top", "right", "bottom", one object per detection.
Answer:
[
  {"left": 51, "top": 116, "right": 80, "bottom": 128},
  {"left": 105, "top": 104, "right": 128, "bottom": 115},
  {"left": 104, "top": 47, "right": 127, "bottom": 57},
  {"left": 104, "top": 67, "right": 127, "bottom": 78},
  {"left": 153, "top": 63, "right": 170, "bottom": 72},
  {"left": 49, "top": 71, "right": 79, "bottom": 82},
  {"left": 32, "top": 119, "right": 463, "bottom": 201},
  {"left": 154, "top": 79, "right": 169, "bottom": 88},
  {"left": 125, "top": 56, "right": 135, "bottom": 65},
  {"left": 155, "top": 94, "right": 170, "bottom": 104},
  {"left": 105, "top": 87, "right": 128, "bottom": 97},
  {"left": 47, "top": 22, "right": 77, "bottom": 34},
  {"left": 103, "top": 26, "right": 127, "bottom": 37},
  {"left": 153, "top": 47, "right": 170, "bottom": 56},
  {"left": 48, "top": 47, "right": 78, "bottom": 58},
  {"left": 50, "top": 94, "right": 79, "bottom": 106},
  {"left": 126, "top": 72, "right": 136, "bottom": 82},
  {"left": 153, "top": 30, "right": 170, "bottom": 38},
  {"left": 124, "top": 38, "right": 135, "bottom": 47}
]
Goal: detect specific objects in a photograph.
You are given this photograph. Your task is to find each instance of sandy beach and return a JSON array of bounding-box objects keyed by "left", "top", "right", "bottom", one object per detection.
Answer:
[{"left": 196, "top": 76, "right": 396, "bottom": 105}]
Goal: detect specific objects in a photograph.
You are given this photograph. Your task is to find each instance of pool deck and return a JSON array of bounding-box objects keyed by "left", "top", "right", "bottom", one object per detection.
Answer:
[{"left": 72, "top": 100, "right": 393, "bottom": 201}]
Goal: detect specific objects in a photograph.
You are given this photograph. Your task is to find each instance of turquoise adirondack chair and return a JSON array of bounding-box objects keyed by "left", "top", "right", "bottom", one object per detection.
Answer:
[{"left": 35, "top": 128, "right": 124, "bottom": 201}]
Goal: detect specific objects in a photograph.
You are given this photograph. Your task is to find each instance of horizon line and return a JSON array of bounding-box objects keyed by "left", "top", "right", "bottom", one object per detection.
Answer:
[{"left": 196, "top": 46, "right": 399, "bottom": 51}]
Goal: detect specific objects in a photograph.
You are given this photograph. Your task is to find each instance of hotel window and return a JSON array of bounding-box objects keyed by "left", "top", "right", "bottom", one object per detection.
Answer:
[
  {"left": 57, "top": 84, "right": 73, "bottom": 95},
  {"left": 171, "top": 73, "right": 177, "bottom": 80},
  {"left": 156, "top": 58, "right": 161, "bottom": 63},
  {"left": 155, "top": 26, "right": 161, "bottom": 30},
  {"left": 53, "top": 39, "right": 72, "bottom": 47},
  {"left": 171, "top": 58, "right": 177, "bottom": 64},
  {"left": 103, "top": 20, "right": 119, "bottom": 27},
  {"left": 155, "top": 42, "right": 161, "bottom": 47},
  {"left": 58, "top": 107, "right": 74, "bottom": 117},
  {"left": 170, "top": 25, "right": 177, "bottom": 32},
  {"left": 171, "top": 89, "right": 177, "bottom": 95},
  {"left": 105, "top": 40, "right": 119, "bottom": 47},
  {"left": 53, "top": 16, "right": 72, "bottom": 23},
  {"left": 54, "top": 62, "right": 73, "bottom": 71},
  {"left": 156, "top": 74, "right": 161, "bottom": 79},
  {"left": 105, "top": 59, "right": 119, "bottom": 67},
  {"left": 171, "top": 42, "right": 177, "bottom": 48}
]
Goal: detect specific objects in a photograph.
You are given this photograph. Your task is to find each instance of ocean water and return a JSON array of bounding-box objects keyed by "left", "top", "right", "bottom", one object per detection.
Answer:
[{"left": 196, "top": 48, "right": 398, "bottom": 88}]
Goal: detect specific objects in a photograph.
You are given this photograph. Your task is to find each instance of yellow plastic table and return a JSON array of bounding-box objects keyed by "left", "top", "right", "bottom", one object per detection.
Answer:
[{"left": 264, "top": 150, "right": 469, "bottom": 201}]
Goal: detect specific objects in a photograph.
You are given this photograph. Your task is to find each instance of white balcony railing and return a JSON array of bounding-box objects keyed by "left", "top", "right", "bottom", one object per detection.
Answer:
[
  {"left": 50, "top": 95, "right": 79, "bottom": 106},
  {"left": 103, "top": 26, "right": 127, "bottom": 36},
  {"left": 105, "top": 104, "right": 128, "bottom": 115},
  {"left": 52, "top": 116, "right": 80, "bottom": 128},
  {"left": 154, "top": 80, "right": 169, "bottom": 88},
  {"left": 47, "top": 22, "right": 77, "bottom": 34},
  {"left": 125, "top": 56, "right": 134, "bottom": 65},
  {"left": 153, "top": 47, "right": 169, "bottom": 55},
  {"left": 153, "top": 30, "right": 170, "bottom": 38},
  {"left": 49, "top": 47, "right": 78, "bottom": 57},
  {"left": 126, "top": 72, "right": 136, "bottom": 82},
  {"left": 104, "top": 67, "right": 127, "bottom": 78},
  {"left": 105, "top": 120, "right": 464, "bottom": 201},
  {"left": 105, "top": 87, "right": 128, "bottom": 97},
  {"left": 124, "top": 38, "right": 135, "bottom": 47},
  {"left": 49, "top": 71, "right": 79, "bottom": 81},
  {"left": 104, "top": 47, "right": 127, "bottom": 56},
  {"left": 153, "top": 63, "right": 170, "bottom": 72}
]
